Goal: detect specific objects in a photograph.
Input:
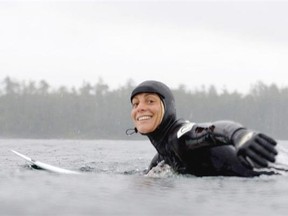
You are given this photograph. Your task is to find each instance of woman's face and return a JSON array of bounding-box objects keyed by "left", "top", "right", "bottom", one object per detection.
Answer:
[{"left": 131, "top": 93, "right": 164, "bottom": 134}]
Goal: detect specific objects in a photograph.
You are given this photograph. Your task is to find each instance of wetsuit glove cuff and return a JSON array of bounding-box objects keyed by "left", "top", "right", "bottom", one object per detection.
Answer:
[{"left": 232, "top": 129, "right": 255, "bottom": 148}]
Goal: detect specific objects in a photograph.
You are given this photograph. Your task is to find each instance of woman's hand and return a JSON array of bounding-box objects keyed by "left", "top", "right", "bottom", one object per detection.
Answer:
[{"left": 233, "top": 130, "right": 278, "bottom": 169}]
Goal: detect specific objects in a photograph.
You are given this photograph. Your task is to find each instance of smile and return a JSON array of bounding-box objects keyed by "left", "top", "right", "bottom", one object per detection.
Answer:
[{"left": 137, "top": 115, "right": 152, "bottom": 121}]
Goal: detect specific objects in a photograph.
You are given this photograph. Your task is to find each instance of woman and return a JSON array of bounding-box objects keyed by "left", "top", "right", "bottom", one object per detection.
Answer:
[{"left": 128, "top": 80, "right": 279, "bottom": 177}]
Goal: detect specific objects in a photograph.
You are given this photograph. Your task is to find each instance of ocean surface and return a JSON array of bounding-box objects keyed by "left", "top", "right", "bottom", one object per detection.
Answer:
[{"left": 1, "top": 139, "right": 288, "bottom": 216}]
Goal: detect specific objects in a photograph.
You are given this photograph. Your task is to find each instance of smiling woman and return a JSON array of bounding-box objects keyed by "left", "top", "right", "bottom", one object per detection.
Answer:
[{"left": 127, "top": 80, "right": 282, "bottom": 177}]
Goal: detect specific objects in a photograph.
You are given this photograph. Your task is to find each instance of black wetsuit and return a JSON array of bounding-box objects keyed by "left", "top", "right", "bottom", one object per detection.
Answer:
[{"left": 130, "top": 80, "right": 277, "bottom": 177}]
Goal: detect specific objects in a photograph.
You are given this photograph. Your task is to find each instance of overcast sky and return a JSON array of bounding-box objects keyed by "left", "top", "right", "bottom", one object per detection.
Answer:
[{"left": 1, "top": 0, "right": 288, "bottom": 94}]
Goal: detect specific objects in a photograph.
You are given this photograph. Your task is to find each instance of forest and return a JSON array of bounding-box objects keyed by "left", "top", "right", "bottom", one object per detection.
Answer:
[{"left": 1, "top": 76, "right": 288, "bottom": 140}]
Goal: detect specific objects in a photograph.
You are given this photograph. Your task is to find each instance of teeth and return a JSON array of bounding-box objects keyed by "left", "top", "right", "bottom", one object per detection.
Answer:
[{"left": 137, "top": 116, "right": 151, "bottom": 121}]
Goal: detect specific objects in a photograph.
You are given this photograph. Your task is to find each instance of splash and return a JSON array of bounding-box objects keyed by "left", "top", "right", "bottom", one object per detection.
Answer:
[{"left": 145, "top": 160, "right": 176, "bottom": 178}]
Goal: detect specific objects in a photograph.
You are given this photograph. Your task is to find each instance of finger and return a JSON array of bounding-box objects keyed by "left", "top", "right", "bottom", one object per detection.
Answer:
[
  {"left": 259, "top": 133, "right": 277, "bottom": 146},
  {"left": 237, "top": 148, "right": 267, "bottom": 168},
  {"left": 255, "top": 134, "right": 278, "bottom": 155},
  {"left": 245, "top": 149, "right": 269, "bottom": 167},
  {"left": 250, "top": 142, "right": 277, "bottom": 163},
  {"left": 238, "top": 155, "right": 253, "bottom": 169}
]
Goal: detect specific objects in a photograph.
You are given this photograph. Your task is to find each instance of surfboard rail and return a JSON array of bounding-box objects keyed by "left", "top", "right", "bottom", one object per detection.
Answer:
[{"left": 11, "top": 149, "right": 81, "bottom": 175}]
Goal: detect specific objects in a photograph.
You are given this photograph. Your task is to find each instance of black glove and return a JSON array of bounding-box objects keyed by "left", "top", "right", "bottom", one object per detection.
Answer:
[{"left": 233, "top": 129, "right": 278, "bottom": 169}]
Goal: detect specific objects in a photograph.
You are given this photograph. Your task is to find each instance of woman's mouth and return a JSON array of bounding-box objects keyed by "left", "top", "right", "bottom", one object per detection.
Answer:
[{"left": 137, "top": 115, "right": 152, "bottom": 121}]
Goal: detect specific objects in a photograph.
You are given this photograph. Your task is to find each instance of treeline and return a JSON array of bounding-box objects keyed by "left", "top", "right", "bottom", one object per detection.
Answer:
[{"left": 1, "top": 77, "right": 288, "bottom": 140}]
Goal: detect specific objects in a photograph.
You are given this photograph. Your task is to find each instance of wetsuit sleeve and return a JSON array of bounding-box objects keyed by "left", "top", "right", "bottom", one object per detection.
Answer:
[
  {"left": 176, "top": 120, "right": 245, "bottom": 150},
  {"left": 212, "top": 120, "right": 246, "bottom": 141},
  {"left": 147, "top": 153, "right": 164, "bottom": 171}
]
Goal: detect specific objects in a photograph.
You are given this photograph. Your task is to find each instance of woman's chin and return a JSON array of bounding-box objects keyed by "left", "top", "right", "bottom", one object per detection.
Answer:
[{"left": 137, "top": 127, "right": 153, "bottom": 134}]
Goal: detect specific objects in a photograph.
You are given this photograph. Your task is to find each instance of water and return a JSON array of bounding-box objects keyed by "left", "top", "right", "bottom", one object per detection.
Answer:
[{"left": 1, "top": 139, "right": 288, "bottom": 216}]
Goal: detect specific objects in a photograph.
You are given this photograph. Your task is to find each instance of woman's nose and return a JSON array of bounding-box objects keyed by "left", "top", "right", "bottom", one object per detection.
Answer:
[{"left": 136, "top": 101, "right": 146, "bottom": 111}]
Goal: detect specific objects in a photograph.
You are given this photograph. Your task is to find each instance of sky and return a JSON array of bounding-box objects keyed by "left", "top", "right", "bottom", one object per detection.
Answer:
[{"left": 0, "top": 0, "right": 288, "bottom": 94}]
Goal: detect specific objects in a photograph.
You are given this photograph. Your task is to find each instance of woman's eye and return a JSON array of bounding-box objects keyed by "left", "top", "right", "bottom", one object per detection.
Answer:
[
  {"left": 148, "top": 100, "right": 154, "bottom": 104},
  {"left": 132, "top": 102, "right": 138, "bottom": 108}
]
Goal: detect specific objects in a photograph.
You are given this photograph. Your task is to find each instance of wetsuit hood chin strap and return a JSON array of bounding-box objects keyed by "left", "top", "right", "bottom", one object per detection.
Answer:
[{"left": 125, "top": 127, "right": 138, "bottom": 136}]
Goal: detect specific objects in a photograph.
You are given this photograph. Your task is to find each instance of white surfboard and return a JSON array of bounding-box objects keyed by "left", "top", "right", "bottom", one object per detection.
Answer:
[{"left": 11, "top": 149, "right": 81, "bottom": 175}]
